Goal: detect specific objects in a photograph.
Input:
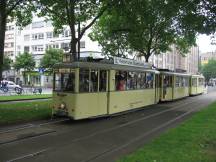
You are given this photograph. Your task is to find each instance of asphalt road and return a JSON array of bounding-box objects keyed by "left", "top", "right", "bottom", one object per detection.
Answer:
[{"left": 0, "top": 87, "right": 216, "bottom": 162}]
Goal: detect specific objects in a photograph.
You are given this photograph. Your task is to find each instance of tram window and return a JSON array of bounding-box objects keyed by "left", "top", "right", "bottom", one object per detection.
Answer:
[
  {"left": 184, "top": 77, "right": 189, "bottom": 87},
  {"left": 115, "top": 71, "right": 127, "bottom": 91},
  {"left": 79, "top": 69, "right": 90, "bottom": 92},
  {"left": 90, "top": 70, "right": 98, "bottom": 92},
  {"left": 192, "top": 78, "right": 197, "bottom": 86},
  {"left": 99, "top": 70, "right": 107, "bottom": 92},
  {"left": 175, "top": 76, "right": 180, "bottom": 87},
  {"left": 199, "top": 78, "right": 204, "bottom": 86},
  {"left": 146, "top": 73, "right": 154, "bottom": 88},
  {"left": 138, "top": 73, "right": 146, "bottom": 89},
  {"left": 54, "top": 73, "right": 61, "bottom": 91},
  {"left": 63, "top": 72, "right": 75, "bottom": 92},
  {"left": 163, "top": 75, "right": 172, "bottom": 87},
  {"left": 127, "top": 72, "right": 137, "bottom": 90}
]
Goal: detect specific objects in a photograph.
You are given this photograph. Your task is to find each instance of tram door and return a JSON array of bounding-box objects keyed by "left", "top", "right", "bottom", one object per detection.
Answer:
[{"left": 155, "top": 74, "right": 160, "bottom": 103}]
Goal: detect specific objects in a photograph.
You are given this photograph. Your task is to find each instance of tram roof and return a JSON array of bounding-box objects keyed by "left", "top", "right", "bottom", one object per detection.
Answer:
[
  {"left": 191, "top": 74, "right": 205, "bottom": 78},
  {"left": 54, "top": 61, "right": 160, "bottom": 73},
  {"left": 159, "top": 71, "right": 191, "bottom": 76}
]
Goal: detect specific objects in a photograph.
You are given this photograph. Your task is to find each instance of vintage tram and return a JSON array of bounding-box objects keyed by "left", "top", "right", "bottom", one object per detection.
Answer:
[{"left": 52, "top": 57, "right": 205, "bottom": 120}]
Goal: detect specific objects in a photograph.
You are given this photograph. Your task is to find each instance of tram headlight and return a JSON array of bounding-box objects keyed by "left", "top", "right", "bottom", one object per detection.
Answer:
[{"left": 60, "top": 103, "right": 66, "bottom": 109}]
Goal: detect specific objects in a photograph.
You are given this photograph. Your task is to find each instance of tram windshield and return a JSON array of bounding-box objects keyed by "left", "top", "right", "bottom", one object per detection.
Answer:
[{"left": 54, "top": 69, "right": 75, "bottom": 92}]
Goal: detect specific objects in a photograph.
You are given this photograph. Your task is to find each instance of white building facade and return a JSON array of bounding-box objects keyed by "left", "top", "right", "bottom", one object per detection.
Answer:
[{"left": 4, "top": 16, "right": 101, "bottom": 87}]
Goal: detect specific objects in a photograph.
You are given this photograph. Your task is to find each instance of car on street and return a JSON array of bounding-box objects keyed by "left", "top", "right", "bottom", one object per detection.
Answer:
[{"left": 1, "top": 80, "right": 22, "bottom": 93}]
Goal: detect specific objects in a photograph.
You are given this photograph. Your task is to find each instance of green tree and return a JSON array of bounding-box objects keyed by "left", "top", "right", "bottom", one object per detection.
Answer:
[
  {"left": 38, "top": 0, "right": 114, "bottom": 61},
  {"left": 0, "top": 0, "right": 35, "bottom": 80},
  {"left": 202, "top": 60, "right": 216, "bottom": 81},
  {"left": 40, "top": 48, "right": 64, "bottom": 72},
  {"left": 89, "top": 10, "right": 132, "bottom": 58},
  {"left": 91, "top": 0, "right": 216, "bottom": 62},
  {"left": 3, "top": 55, "right": 12, "bottom": 71},
  {"left": 14, "top": 52, "right": 35, "bottom": 84}
]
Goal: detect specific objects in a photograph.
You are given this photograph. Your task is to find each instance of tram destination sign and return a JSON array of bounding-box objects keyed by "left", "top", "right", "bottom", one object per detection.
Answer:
[{"left": 114, "top": 57, "right": 152, "bottom": 68}]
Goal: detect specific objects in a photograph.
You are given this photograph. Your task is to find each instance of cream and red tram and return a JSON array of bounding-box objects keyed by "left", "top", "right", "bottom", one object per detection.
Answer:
[{"left": 53, "top": 59, "right": 160, "bottom": 120}]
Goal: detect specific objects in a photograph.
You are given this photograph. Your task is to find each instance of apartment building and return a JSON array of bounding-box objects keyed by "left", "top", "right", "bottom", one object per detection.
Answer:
[
  {"left": 148, "top": 45, "right": 199, "bottom": 74},
  {"left": 200, "top": 51, "right": 216, "bottom": 65},
  {"left": 3, "top": 16, "right": 101, "bottom": 87}
]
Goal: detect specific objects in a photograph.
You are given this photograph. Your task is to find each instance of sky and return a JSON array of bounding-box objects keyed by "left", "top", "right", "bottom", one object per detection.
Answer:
[{"left": 196, "top": 34, "right": 216, "bottom": 53}]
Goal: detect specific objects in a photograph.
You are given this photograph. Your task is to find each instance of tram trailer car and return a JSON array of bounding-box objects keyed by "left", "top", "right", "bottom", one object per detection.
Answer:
[
  {"left": 160, "top": 71, "right": 191, "bottom": 101},
  {"left": 190, "top": 75, "right": 205, "bottom": 95},
  {"left": 52, "top": 59, "right": 204, "bottom": 120}
]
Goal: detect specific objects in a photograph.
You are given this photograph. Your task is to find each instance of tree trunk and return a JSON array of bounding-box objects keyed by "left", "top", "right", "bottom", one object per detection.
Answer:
[
  {"left": 145, "top": 53, "right": 150, "bottom": 63},
  {"left": 69, "top": 1, "right": 77, "bottom": 62},
  {"left": 0, "top": 0, "right": 7, "bottom": 80}
]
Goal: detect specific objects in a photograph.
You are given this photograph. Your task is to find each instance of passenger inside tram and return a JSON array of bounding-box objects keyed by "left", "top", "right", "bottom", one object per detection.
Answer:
[{"left": 116, "top": 71, "right": 126, "bottom": 91}]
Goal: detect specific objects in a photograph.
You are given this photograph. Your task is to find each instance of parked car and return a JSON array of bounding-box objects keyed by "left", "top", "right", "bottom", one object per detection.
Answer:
[{"left": 1, "top": 80, "right": 22, "bottom": 94}]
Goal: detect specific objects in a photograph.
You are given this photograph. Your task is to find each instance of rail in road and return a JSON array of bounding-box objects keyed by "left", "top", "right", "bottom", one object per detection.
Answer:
[{"left": 0, "top": 90, "right": 216, "bottom": 162}]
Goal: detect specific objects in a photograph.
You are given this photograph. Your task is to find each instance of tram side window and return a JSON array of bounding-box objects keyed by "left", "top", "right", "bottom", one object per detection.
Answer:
[
  {"left": 163, "top": 75, "right": 172, "bottom": 87},
  {"left": 146, "top": 73, "right": 154, "bottom": 88},
  {"left": 115, "top": 71, "right": 127, "bottom": 91},
  {"left": 54, "top": 73, "right": 61, "bottom": 91},
  {"left": 127, "top": 72, "right": 137, "bottom": 90},
  {"left": 199, "top": 78, "right": 204, "bottom": 86},
  {"left": 184, "top": 77, "right": 189, "bottom": 87},
  {"left": 90, "top": 70, "right": 98, "bottom": 92},
  {"left": 99, "top": 70, "right": 107, "bottom": 92},
  {"left": 79, "top": 69, "right": 90, "bottom": 92},
  {"left": 175, "top": 76, "right": 180, "bottom": 87},
  {"left": 63, "top": 72, "right": 75, "bottom": 91},
  {"left": 137, "top": 73, "right": 146, "bottom": 89},
  {"left": 192, "top": 78, "right": 197, "bottom": 86}
]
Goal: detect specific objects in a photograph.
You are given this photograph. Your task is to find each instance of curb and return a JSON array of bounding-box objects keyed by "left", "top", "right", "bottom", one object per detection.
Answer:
[{"left": 0, "top": 97, "right": 52, "bottom": 103}]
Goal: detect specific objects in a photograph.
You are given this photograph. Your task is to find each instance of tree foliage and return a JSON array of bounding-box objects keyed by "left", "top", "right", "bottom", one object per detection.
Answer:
[
  {"left": 37, "top": 0, "right": 113, "bottom": 60},
  {"left": 40, "top": 48, "right": 64, "bottom": 72},
  {"left": 0, "top": 0, "right": 35, "bottom": 80},
  {"left": 202, "top": 59, "right": 216, "bottom": 81},
  {"left": 89, "top": 10, "right": 132, "bottom": 58},
  {"left": 91, "top": 0, "right": 216, "bottom": 62},
  {"left": 3, "top": 55, "right": 12, "bottom": 71},
  {"left": 14, "top": 52, "right": 35, "bottom": 71}
]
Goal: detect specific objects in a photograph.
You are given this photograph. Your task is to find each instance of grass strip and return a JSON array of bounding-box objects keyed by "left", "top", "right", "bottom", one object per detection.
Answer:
[
  {"left": 117, "top": 102, "right": 216, "bottom": 162},
  {"left": 0, "top": 94, "right": 52, "bottom": 101},
  {"left": 0, "top": 100, "right": 52, "bottom": 125}
]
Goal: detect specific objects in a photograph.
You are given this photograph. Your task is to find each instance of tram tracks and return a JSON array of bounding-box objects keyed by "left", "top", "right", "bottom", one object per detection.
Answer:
[
  {"left": 0, "top": 94, "right": 203, "bottom": 146},
  {"left": 0, "top": 118, "right": 70, "bottom": 135}
]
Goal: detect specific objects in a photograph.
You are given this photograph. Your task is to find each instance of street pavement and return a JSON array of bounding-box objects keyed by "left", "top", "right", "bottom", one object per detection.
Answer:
[{"left": 0, "top": 87, "right": 216, "bottom": 162}]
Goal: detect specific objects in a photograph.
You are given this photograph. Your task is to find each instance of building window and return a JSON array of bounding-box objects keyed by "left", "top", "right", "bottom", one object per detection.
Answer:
[
  {"left": 46, "top": 32, "right": 53, "bottom": 39},
  {"left": 6, "top": 25, "right": 14, "bottom": 31},
  {"left": 80, "top": 41, "right": 85, "bottom": 48},
  {"left": 32, "top": 45, "right": 44, "bottom": 52},
  {"left": 24, "top": 35, "right": 30, "bottom": 41},
  {"left": 32, "top": 21, "right": 44, "bottom": 29},
  {"left": 46, "top": 44, "right": 59, "bottom": 49},
  {"left": 32, "top": 33, "right": 44, "bottom": 40},
  {"left": 61, "top": 43, "right": 70, "bottom": 51},
  {"left": 62, "top": 30, "right": 71, "bottom": 37},
  {"left": 4, "top": 51, "right": 14, "bottom": 56},
  {"left": 24, "top": 46, "right": 30, "bottom": 52},
  {"left": 5, "top": 34, "right": 14, "bottom": 39},
  {"left": 4, "top": 43, "right": 14, "bottom": 48}
]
